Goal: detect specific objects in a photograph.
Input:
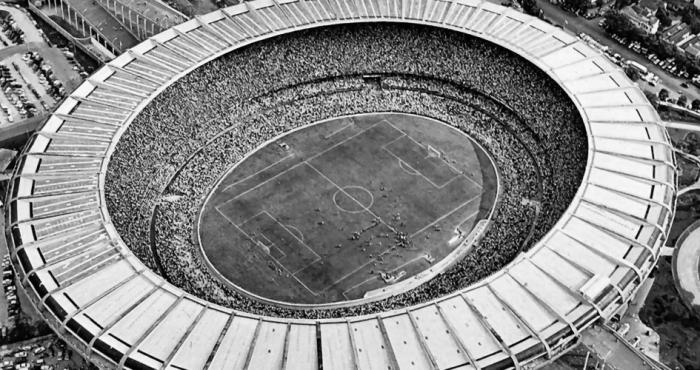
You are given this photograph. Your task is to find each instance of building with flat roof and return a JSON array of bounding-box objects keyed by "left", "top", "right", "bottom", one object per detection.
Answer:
[
  {"left": 681, "top": 35, "right": 700, "bottom": 64},
  {"left": 661, "top": 22, "right": 692, "bottom": 51}
]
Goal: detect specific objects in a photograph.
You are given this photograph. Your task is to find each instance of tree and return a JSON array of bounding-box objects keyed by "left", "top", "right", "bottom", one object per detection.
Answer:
[
  {"left": 644, "top": 90, "right": 659, "bottom": 107},
  {"left": 659, "top": 88, "right": 669, "bottom": 101},
  {"left": 692, "top": 99, "right": 700, "bottom": 110},
  {"left": 603, "top": 10, "right": 642, "bottom": 39},
  {"left": 614, "top": 0, "right": 636, "bottom": 9},
  {"left": 656, "top": 8, "right": 672, "bottom": 28},
  {"left": 521, "top": 0, "right": 540, "bottom": 16},
  {"left": 625, "top": 67, "right": 640, "bottom": 81},
  {"left": 680, "top": 7, "right": 700, "bottom": 34},
  {"left": 678, "top": 94, "right": 688, "bottom": 107},
  {"left": 564, "top": 0, "right": 589, "bottom": 12}
]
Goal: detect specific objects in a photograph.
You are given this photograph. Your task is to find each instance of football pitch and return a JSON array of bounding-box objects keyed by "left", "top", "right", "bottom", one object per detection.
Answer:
[{"left": 198, "top": 113, "right": 498, "bottom": 304}]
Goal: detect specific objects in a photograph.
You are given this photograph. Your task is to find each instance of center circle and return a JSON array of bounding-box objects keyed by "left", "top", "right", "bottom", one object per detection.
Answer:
[
  {"left": 333, "top": 186, "right": 374, "bottom": 213},
  {"left": 198, "top": 112, "right": 499, "bottom": 305}
]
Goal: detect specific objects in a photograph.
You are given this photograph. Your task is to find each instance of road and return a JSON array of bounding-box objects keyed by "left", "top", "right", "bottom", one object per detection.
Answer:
[{"left": 536, "top": 0, "right": 700, "bottom": 102}]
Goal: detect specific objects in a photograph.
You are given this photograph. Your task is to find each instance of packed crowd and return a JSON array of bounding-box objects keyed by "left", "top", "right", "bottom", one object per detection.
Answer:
[{"left": 105, "top": 23, "right": 587, "bottom": 318}]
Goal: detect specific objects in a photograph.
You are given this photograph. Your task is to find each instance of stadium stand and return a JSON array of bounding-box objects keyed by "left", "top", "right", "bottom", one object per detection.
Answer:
[{"left": 5, "top": 0, "right": 676, "bottom": 369}]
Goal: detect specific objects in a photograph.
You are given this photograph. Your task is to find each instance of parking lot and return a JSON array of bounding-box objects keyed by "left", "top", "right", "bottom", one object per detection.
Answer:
[
  {"left": 0, "top": 51, "right": 71, "bottom": 124},
  {"left": 0, "top": 255, "right": 18, "bottom": 328},
  {"left": 0, "top": 335, "right": 93, "bottom": 370},
  {"left": 0, "top": 4, "right": 83, "bottom": 127}
]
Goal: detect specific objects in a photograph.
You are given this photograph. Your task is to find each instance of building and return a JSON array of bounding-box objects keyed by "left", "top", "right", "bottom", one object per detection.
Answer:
[
  {"left": 660, "top": 22, "right": 692, "bottom": 51},
  {"left": 682, "top": 35, "right": 700, "bottom": 64},
  {"left": 621, "top": 5, "right": 660, "bottom": 34}
]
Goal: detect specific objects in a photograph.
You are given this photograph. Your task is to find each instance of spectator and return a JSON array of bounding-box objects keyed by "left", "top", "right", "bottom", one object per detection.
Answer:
[{"left": 105, "top": 23, "right": 587, "bottom": 319}]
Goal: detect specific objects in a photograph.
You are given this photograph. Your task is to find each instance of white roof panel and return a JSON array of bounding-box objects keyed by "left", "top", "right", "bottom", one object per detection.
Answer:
[
  {"left": 167, "top": 309, "right": 229, "bottom": 370},
  {"left": 383, "top": 314, "right": 433, "bottom": 370},
  {"left": 136, "top": 299, "right": 203, "bottom": 363},
  {"left": 208, "top": 316, "right": 259, "bottom": 370},
  {"left": 583, "top": 185, "right": 649, "bottom": 220},
  {"left": 350, "top": 319, "right": 393, "bottom": 370},
  {"left": 321, "top": 323, "right": 354, "bottom": 370},
  {"left": 104, "top": 289, "right": 177, "bottom": 345},
  {"left": 285, "top": 324, "right": 318, "bottom": 370},
  {"left": 411, "top": 305, "right": 469, "bottom": 369},
  {"left": 465, "top": 288, "right": 530, "bottom": 346},
  {"left": 489, "top": 275, "right": 556, "bottom": 331},
  {"left": 247, "top": 321, "right": 288, "bottom": 369}
]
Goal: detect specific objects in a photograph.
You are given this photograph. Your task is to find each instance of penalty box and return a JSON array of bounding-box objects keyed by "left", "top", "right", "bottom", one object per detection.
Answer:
[{"left": 238, "top": 211, "right": 320, "bottom": 275}]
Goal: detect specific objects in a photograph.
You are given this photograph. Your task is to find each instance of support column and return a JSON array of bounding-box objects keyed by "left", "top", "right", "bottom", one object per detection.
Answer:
[{"left": 135, "top": 12, "right": 141, "bottom": 39}]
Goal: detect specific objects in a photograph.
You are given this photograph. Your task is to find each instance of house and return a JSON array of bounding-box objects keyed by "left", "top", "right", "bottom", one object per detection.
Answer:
[
  {"left": 682, "top": 35, "right": 700, "bottom": 64},
  {"left": 660, "top": 22, "right": 692, "bottom": 51},
  {"left": 621, "top": 5, "right": 660, "bottom": 34}
]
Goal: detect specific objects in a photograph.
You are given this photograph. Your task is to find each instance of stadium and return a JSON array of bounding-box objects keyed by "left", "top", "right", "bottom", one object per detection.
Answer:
[{"left": 3, "top": 0, "right": 677, "bottom": 369}]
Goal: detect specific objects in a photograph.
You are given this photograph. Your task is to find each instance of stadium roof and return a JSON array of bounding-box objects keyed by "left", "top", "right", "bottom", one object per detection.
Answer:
[{"left": 5, "top": 0, "right": 676, "bottom": 369}]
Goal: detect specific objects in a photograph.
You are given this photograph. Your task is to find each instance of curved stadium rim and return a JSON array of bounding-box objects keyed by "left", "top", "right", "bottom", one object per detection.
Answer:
[{"left": 4, "top": 1, "right": 677, "bottom": 369}]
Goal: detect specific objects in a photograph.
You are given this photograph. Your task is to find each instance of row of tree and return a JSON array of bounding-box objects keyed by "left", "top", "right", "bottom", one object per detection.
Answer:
[{"left": 648, "top": 88, "right": 700, "bottom": 110}]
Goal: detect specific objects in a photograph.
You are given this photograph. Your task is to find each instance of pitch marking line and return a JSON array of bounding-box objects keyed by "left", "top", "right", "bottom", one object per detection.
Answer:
[
  {"left": 306, "top": 162, "right": 396, "bottom": 234},
  {"left": 382, "top": 144, "right": 459, "bottom": 189},
  {"left": 322, "top": 236, "right": 408, "bottom": 292},
  {"left": 332, "top": 186, "right": 375, "bottom": 214},
  {"left": 222, "top": 152, "right": 295, "bottom": 192},
  {"left": 409, "top": 195, "right": 481, "bottom": 238},
  {"left": 248, "top": 211, "right": 322, "bottom": 276},
  {"left": 284, "top": 224, "right": 305, "bottom": 242},
  {"left": 323, "top": 259, "right": 374, "bottom": 292},
  {"left": 222, "top": 121, "right": 386, "bottom": 203},
  {"left": 457, "top": 209, "right": 480, "bottom": 232},
  {"left": 341, "top": 254, "right": 426, "bottom": 300},
  {"left": 342, "top": 276, "right": 378, "bottom": 300},
  {"left": 398, "top": 159, "right": 419, "bottom": 175},
  {"left": 389, "top": 255, "right": 426, "bottom": 275},
  {"left": 261, "top": 211, "right": 322, "bottom": 261},
  {"left": 332, "top": 189, "right": 365, "bottom": 214},
  {"left": 214, "top": 208, "right": 320, "bottom": 296},
  {"left": 257, "top": 234, "right": 287, "bottom": 260},
  {"left": 382, "top": 118, "right": 484, "bottom": 190},
  {"left": 324, "top": 121, "right": 353, "bottom": 139}
]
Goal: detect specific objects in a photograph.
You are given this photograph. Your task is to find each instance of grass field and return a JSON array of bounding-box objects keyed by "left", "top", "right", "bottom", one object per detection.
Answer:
[{"left": 198, "top": 113, "right": 498, "bottom": 304}]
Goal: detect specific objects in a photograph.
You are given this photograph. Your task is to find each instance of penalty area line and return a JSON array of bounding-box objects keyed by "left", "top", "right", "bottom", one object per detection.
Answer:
[
  {"left": 215, "top": 208, "right": 320, "bottom": 296},
  {"left": 409, "top": 194, "right": 481, "bottom": 238},
  {"left": 222, "top": 152, "right": 295, "bottom": 192}
]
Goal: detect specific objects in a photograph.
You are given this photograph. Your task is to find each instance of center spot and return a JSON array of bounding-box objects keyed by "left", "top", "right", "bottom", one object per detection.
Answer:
[{"left": 333, "top": 186, "right": 374, "bottom": 213}]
